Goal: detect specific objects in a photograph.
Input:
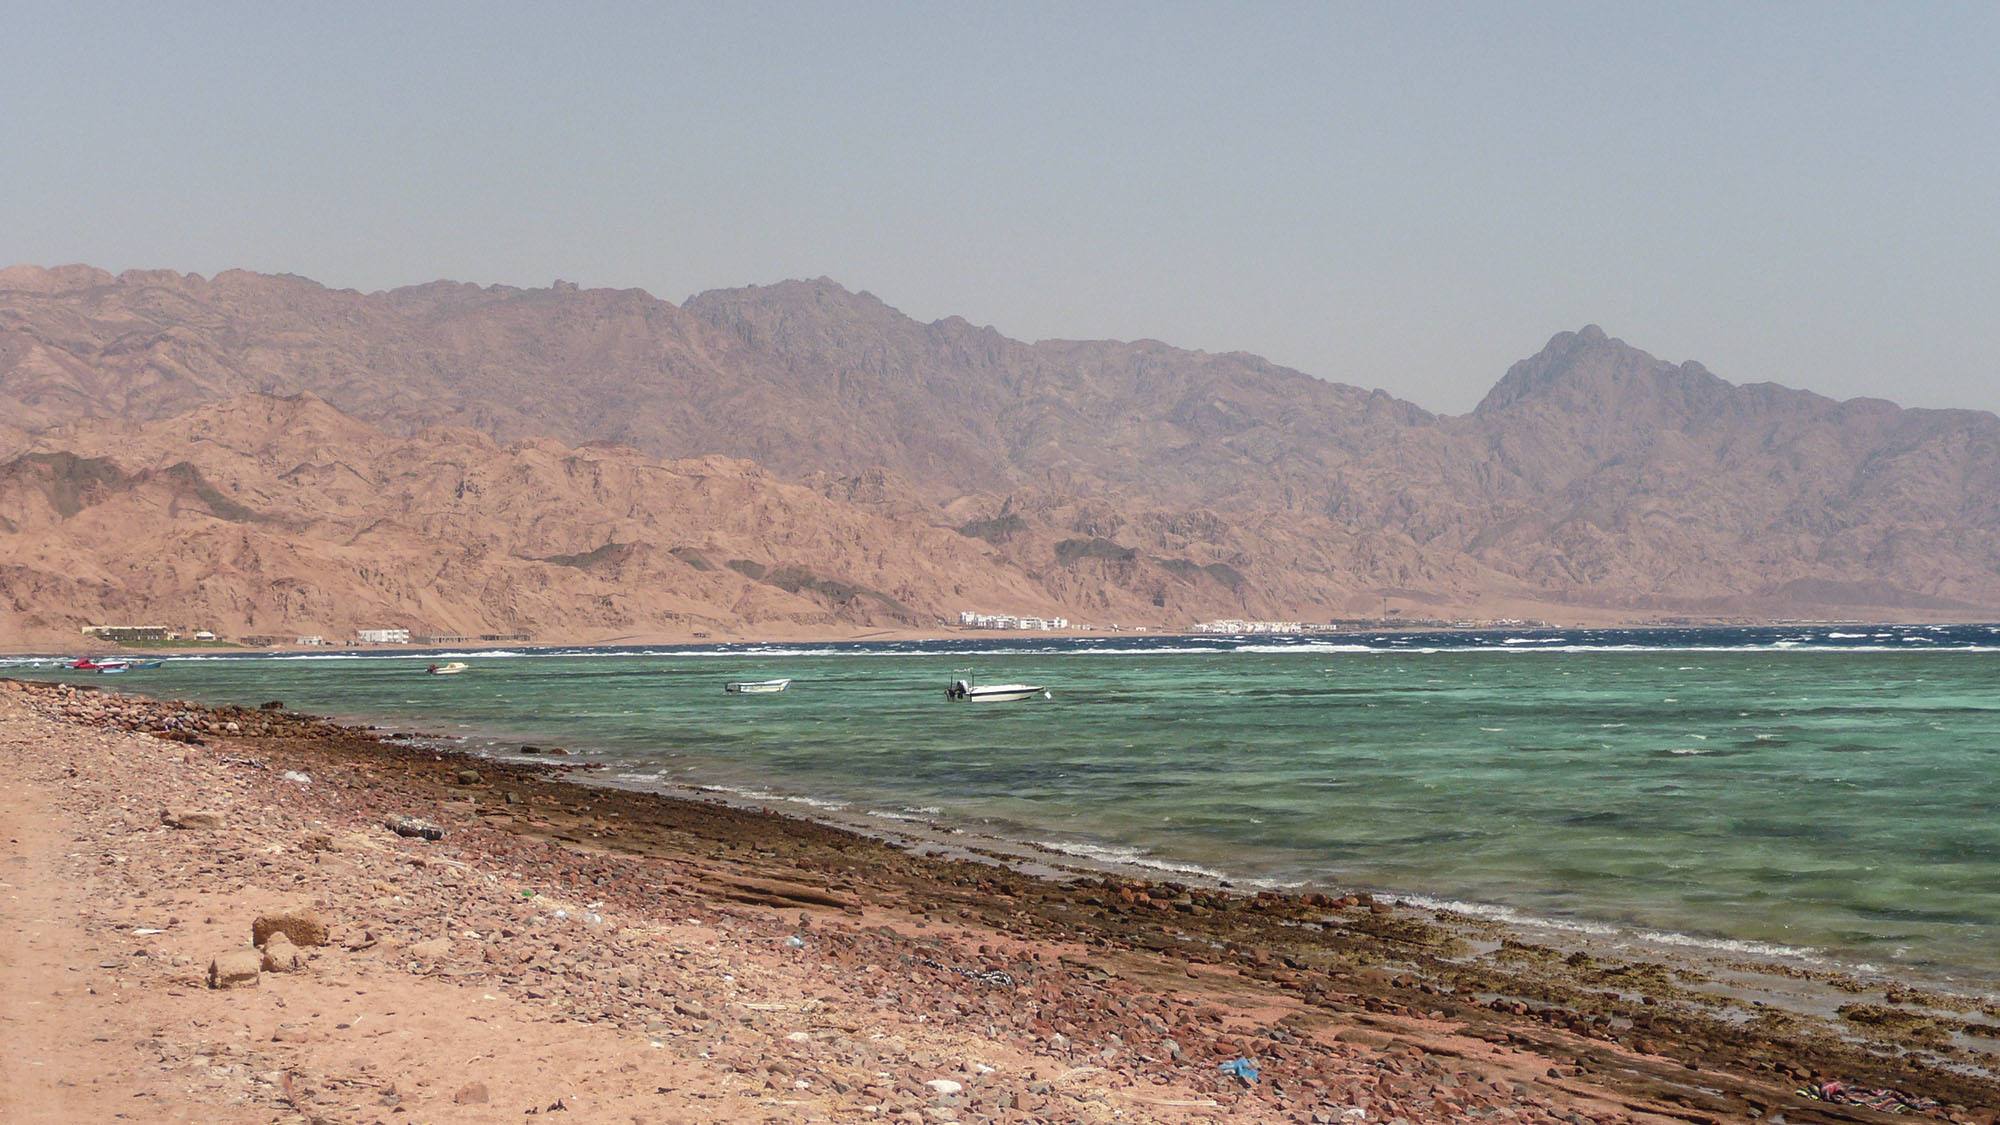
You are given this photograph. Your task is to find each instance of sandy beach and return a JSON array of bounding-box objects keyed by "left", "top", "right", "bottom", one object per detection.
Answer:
[{"left": 2, "top": 677, "right": 1994, "bottom": 1123}]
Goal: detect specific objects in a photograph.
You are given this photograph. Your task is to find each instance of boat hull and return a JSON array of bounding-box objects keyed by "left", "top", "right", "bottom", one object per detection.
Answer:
[
  {"left": 726, "top": 679, "right": 791, "bottom": 694},
  {"left": 955, "top": 686, "right": 1046, "bottom": 703}
]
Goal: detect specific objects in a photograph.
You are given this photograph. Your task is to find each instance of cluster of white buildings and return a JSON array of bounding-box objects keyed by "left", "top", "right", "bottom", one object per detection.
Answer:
[
  {"left": 1191, "top": 619, "right": 1325, "bottom": 635},
  {"left": 957, "top": 611, "right": 1071, "bottom": 631},
  {"left": 354, "top": 627, "right": 412, "bottom": 644}
]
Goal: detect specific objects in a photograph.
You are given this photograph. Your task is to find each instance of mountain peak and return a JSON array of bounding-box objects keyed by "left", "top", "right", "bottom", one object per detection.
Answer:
[
  {"left": 683, "top": 278, "right": 927, "bottom": 359},
  {"left": 1472, "top": 326, "right": 1728, "bottom": 416},
  {"left": 689, "top": 276, "right": 886, "bottom": 312}
]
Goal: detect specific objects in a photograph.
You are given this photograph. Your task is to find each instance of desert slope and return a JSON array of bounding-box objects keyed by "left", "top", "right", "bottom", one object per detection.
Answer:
[
  {"left": 0, "top": 265, "right": 1426, "bottom": 503},
  {"left": 3, "top": 264, "right": 1999, "bottom": 637},
  {"left": 0, "top": 394, "right": 1076, "bottom": 642}
]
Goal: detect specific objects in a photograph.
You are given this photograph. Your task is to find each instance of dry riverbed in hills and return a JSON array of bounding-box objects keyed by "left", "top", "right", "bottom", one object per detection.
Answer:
[{"left": 2, "top": 678, "right": 1995, "bottom": 1123}]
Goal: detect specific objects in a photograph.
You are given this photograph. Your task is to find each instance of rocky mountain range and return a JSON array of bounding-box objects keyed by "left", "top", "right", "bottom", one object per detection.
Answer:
[{"left": 2, "top": 263, "right": 1996, "bottom": 644}]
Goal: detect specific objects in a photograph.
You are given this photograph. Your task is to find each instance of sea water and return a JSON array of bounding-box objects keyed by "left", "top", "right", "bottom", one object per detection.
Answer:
[{"left": 12, "top": 623, "right": 2000, "bottom": 981}]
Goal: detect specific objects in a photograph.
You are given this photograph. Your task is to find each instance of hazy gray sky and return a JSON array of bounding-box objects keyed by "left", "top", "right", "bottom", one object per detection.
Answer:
[{"left": 4, "top": 2, "right": 1994, "bottom": 413}]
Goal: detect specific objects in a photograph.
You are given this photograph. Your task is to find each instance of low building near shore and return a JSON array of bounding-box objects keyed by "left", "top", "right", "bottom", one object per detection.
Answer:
[
  {"left": 957, "top": 611, "right": 1071, "bottom": 630},
  {"left": 355, "top": 627, "right": 412, "bottom": 644},
  {"left": 81, "top": 624, "right": 177, "bottom": 642},
  {"left": 1189, "top": 619, "right": 1347, "bottom": 635}
]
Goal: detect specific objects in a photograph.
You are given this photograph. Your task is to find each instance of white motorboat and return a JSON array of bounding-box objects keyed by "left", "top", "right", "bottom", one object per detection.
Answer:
[
  {"left": 427, "top": 661, "right": 470, "bottom": 676},
  {"left": 946, "top": 672, "right": 1049, "bottom": 703},
  {"left": 725, "top": 678, "right": 792, "bottom": 694}
]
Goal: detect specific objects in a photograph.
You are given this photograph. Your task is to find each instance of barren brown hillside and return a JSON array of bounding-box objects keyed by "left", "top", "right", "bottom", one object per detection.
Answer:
[{"left": 3, "top": 264, "right": 1997, "bottom": 641}]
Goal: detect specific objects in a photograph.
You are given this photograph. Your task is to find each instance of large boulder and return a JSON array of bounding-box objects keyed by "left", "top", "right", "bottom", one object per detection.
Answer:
[
  {"left": 261, "top": 935, "right": 303, "bottom": 973},
  {"left": 253, "top": 909, "right": 329, "bottom": 948},
  {"left": 208, "top": 949, "right": 261, "bottom": 989}
]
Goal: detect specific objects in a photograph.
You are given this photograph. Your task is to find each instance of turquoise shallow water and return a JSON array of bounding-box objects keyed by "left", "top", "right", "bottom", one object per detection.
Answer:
[{"left": 12, "top": 629, "right": 2000, "bottom": 981}]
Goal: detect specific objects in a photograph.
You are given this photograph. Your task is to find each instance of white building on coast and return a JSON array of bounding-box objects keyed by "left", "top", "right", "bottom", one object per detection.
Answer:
[
  {"left": 957, "top": 611, "right": 1071, "bottom": 631},
  {"left": 355, "top": 628, "right": 412, "bottom": 644},
  {"left": 1191, "top": 619, "right": 1324, "bottom": 635}
]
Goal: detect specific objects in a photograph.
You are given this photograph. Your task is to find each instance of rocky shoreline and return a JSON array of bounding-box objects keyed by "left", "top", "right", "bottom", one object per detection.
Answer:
[{"left": 3, "top": 677, "right": 1995, "bottom": 1123}]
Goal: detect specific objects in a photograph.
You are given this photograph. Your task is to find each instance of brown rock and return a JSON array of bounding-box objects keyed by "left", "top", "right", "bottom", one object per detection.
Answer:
[
  {"left": 253, "top": 909, "right": 329, "bottom": 948},
  {"left": 717, "top": 876, "right": 856, "bottom": 911},
  {"left": 162, "top": 809, "right": 224, "bottom": 830},
  {"left": 407, "top": 937, "right": 453, "bottom": 961},
  {"left": 384, "top": 814, "right": 444, "bottom": 840},
  {"left": 207, "top": 949, "right": 261, "bottom": 989},
  {"left": 261, "top": 935, "right": 303, "bottom": 973}
]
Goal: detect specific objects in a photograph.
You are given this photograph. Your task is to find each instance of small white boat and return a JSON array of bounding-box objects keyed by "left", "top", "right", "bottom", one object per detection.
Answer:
[
  {"left": 427, "top": 661, "right": 470, "bottom": 676},
  {"left": 946, "top": 672, "right": 1049, "bottom": 703},
  {"left": 725, "top": 678, "right": 791, "bottom": 694}
]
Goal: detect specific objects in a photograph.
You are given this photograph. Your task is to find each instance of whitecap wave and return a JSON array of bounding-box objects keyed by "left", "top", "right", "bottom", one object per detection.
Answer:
[
  {"left": 1029, "top": 839, "right": 1229, "bottom": 880},
  {"left": 1230, "top": 643, "right": 1380, "bottom": 654},
  {"left": 693, "top": 783, "right": 850, "bottom": 812},
  {"left": 1395, "top": 893, "right": 1824, "bottom": 961}
]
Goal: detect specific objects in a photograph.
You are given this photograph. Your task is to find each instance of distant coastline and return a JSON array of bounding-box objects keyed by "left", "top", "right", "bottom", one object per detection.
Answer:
[{"left": 10, "top": 615, "right": 2000, "bottom": 658}]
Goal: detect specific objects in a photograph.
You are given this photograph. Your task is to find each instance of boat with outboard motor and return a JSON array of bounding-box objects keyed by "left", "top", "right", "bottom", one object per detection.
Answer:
[{"left": 945, "top": 671, "right": 1049, "bottom": 703}]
